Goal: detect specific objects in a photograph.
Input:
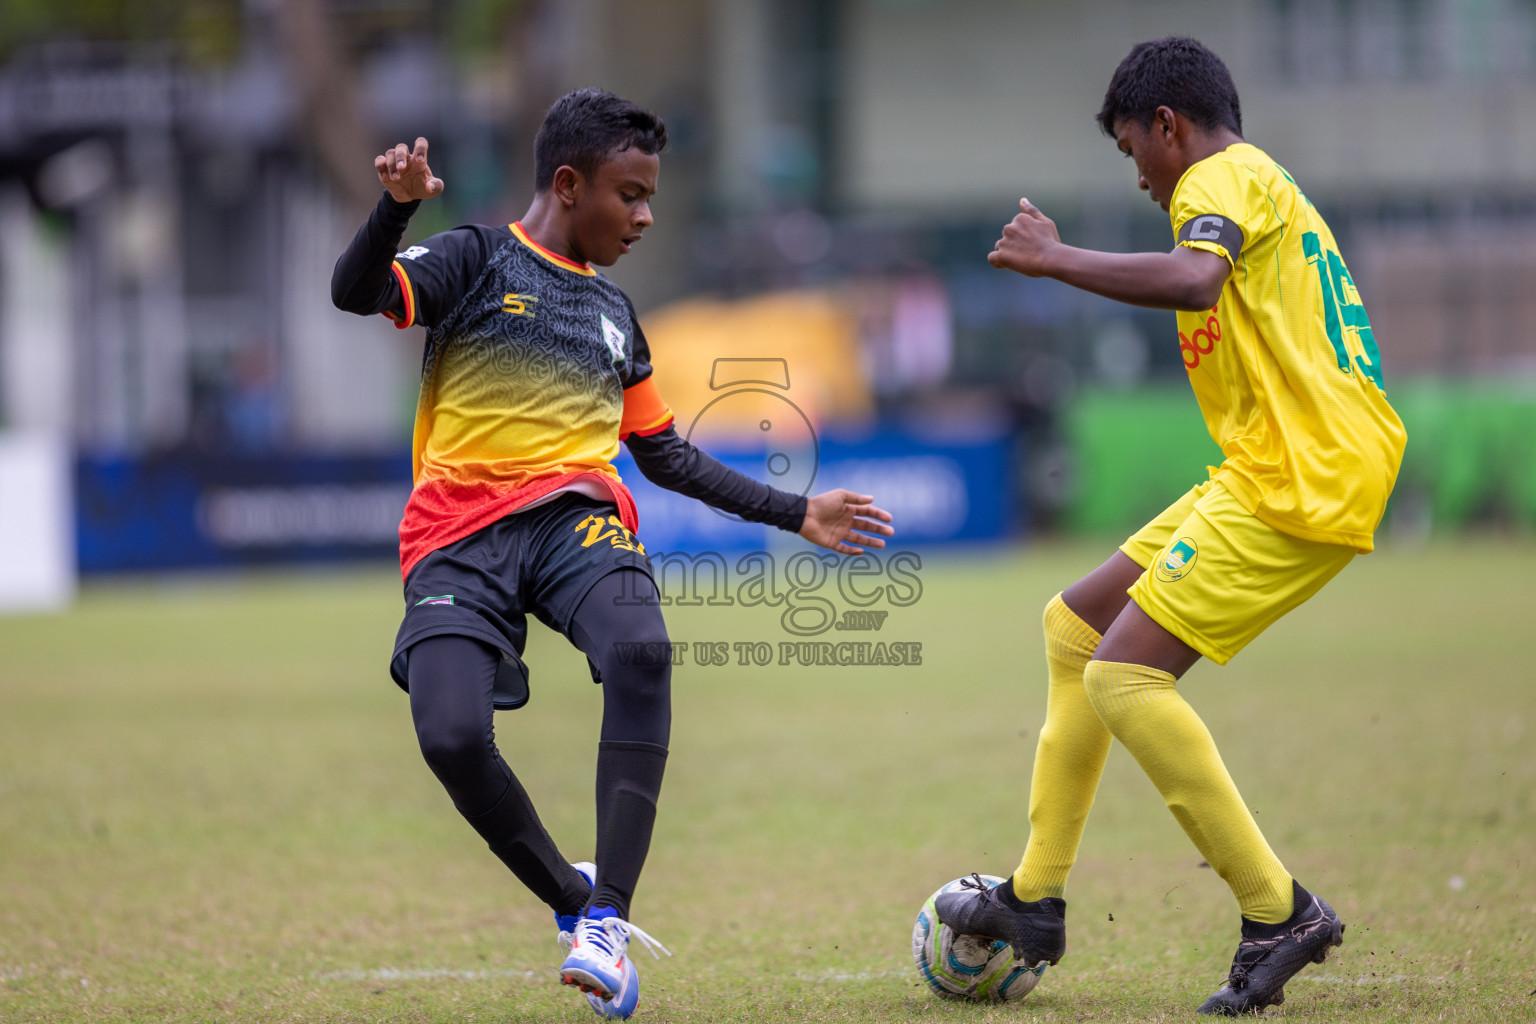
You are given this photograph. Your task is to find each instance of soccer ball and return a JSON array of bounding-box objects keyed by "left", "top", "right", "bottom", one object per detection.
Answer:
[{"left": 912, "top": 874, "right": 1049, "bottom": 1002}]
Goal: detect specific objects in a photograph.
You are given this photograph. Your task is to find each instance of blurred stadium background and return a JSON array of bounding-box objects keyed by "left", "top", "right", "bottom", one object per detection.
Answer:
[
  {"left": 4, "top": 0, "right": 1536, "bottom": 601},
  {"left": 4, "top": 5, "right": 1536, "bottom": 1022}
]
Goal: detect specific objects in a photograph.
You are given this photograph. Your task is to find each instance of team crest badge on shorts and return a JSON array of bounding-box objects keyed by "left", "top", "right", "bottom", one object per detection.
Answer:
[{"left": 1155, "top": 539, "right": 1199, "bottom": 582}]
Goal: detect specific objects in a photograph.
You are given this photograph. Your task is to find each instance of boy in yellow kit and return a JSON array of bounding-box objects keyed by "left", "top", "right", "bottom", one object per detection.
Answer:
[{"left": 934, "top": 37, "right": 1406, "bottom": 1015}]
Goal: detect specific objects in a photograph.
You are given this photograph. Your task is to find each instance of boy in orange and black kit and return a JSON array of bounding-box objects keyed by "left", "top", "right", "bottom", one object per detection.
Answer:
[
  {"left": 332, "top": 88, "right": 892, "bottom": 1020},
  {"left": 935, "top": 39, "right": 1405, "bottom": 1015}
]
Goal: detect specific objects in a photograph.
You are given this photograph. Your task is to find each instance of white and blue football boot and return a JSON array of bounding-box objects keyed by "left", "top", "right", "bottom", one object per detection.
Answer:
[
  {"left": 559, "top": 909, "right": 670, "bottom": 1005},
  {"left": 581, "top": 953, "right": 640, "bottom": 1020},
  {"left": 555, "top": 862, "right": 598, "bottom": 951}
]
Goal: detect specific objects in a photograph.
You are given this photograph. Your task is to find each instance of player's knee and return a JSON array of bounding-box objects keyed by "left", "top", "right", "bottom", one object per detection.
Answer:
[
  {"left": 597, "top": 661, "right": 671, "bottom": 749},
  {"left": 624, "top": 659, "right": 671, "bottom": 710},
  {"left": 595, "top": 595, "right": 668, "bottom": 659},
  {"left": 606, "top": 629, "right": 672, "bottom": 704},
  {"left": 1043, "top": 593, "right": 1099, "bottom": 671},
  {"left": 414, "top": 714, "right": 490, "bottom": 783},
  {"left": 1081, "top": 659, "right": 1118, "bottom": 718},
  {"left": 1082, "top": 659, "right": 1174, "bottom": 722}
]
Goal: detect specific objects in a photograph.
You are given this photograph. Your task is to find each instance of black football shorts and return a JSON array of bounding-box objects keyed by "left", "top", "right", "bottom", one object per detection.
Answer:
[{"left": 389, "top": 493, "right": 654, "bottom": 709}]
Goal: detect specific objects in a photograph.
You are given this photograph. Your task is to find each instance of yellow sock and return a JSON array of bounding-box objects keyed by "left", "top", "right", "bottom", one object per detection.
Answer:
[
  {"left": 1012, "top": 595, "right": 1112, "bottom": 902},
  {"left": 1083, "top": 660, "right": 1294, "bottom": 923}
]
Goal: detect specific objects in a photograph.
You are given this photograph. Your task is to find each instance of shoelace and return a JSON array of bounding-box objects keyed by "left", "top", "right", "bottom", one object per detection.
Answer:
[
  {"left": 958, "top": 873, "right": 996, "bottom": 898},
  {"left": 1226, "top": 937, "right": 1280, "bottom": 990},
  {"left": 577, "top": 917, "right": 673, "bottom": 960},
  {"left": 958, "top": 873, "right": 1017, "bottom": 915},
  {"left": 1226, "top": 897, "right": 1325, "bottom": 990}
]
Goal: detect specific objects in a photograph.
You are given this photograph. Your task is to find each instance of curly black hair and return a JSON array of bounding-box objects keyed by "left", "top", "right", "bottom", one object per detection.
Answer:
[
  {"left": 1096, "top": 37, "right": 1242, "bottom": 138},
  {"left": 534, "top": 88, "right": 667, "bottom": 191}
]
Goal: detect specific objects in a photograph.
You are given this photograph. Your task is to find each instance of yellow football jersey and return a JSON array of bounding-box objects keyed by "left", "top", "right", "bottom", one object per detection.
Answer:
[{"left": 1168, "top": 142, "right": 1407, "bottom": 552}]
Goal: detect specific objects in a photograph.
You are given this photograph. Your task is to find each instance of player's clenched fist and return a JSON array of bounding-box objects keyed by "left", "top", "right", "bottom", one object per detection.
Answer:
[
  {"left": 988, "top": 198, "right": 1061, "bottom": 277},
  {"left": 375, "top": 137, "right": 444, "bottom": 204}
]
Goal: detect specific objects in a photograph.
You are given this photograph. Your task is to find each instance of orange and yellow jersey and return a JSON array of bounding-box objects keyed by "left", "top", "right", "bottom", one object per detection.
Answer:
[
  {"left": 384, "top": 221, "right": 674, "bottom": 576},
  {"left": 1168, "top": 143, "right": 1407, "bottom": 552}
]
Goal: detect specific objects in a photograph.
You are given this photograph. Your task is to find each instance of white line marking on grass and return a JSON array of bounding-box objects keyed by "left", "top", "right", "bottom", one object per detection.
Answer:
[
  {"left": 791, "top": 969, "right": 909, "bottom": 983},
  {"left": 1300, "top": 974, "right": 1447, "bottom": 986},
  {"left": 316, "top": 968, "right": 545, "bottom": 983}
]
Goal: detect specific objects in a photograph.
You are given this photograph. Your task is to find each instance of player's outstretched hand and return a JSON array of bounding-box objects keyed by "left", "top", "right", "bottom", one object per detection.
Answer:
[
  {"left": 375, "top": 137, "right": 444, "bottom": 204},
  {"left": 989, "top": 198, "right": 1060, "bottom": 277},
  {"left": 799, "top": 490, "right": 894, "bottom": 555}
]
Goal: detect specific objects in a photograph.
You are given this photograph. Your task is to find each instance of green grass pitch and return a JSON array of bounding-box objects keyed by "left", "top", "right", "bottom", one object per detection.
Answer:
[{"left": 1, "top": 542, "right": 1533, "bottom": 1022}]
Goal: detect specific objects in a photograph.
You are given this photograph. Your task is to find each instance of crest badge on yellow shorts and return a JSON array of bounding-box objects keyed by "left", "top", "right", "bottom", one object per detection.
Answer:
[{"left": 1155, "top": 538, "right": 1199, "bottom": 582}]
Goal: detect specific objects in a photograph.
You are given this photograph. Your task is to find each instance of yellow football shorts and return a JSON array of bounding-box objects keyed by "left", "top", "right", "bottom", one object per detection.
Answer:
[{"left": 1119, "top": 480, "right": 1356, "bottom": 665}]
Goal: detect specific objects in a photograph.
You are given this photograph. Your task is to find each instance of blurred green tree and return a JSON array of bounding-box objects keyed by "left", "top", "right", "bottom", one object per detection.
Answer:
[{"left": 0, "top": 0, "right": 242, "bottom": 65}]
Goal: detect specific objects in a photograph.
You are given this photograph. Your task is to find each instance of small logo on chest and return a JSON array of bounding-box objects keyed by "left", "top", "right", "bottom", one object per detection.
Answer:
[
  {"left": 600, "top": 314, "right": 628, "bottom": 365},
  {"left": 501, "top": 293, "right": 539, "bottom": 318}
]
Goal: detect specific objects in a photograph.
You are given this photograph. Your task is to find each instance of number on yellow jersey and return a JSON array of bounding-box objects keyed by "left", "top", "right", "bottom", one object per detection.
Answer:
[{"left": 1301, "top": 231, "right": 1385, "bottom": 390}]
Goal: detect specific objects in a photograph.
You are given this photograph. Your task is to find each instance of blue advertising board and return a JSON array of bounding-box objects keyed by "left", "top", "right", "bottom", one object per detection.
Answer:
[
  {"left": 75, "top": 430, "right": 1017, "bottom": 573},
  {"left": 612, "top": 429, "right": 1017, "bottom": 554},
  {"left": 76, "top": 452, "right": 412, "bottom": 573}
]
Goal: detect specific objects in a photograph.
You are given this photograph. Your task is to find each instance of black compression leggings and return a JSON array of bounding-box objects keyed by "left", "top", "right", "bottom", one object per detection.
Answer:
[{"left": 406, "top": 569, "right": 669, "bottom": 920}]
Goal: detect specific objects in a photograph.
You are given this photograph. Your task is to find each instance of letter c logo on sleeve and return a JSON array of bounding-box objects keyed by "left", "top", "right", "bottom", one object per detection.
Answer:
[
  {"left": 1178, "top": 213, "right": 1245, "bottom": 256},
  {"left": 1189, "top": 216, "right": 1224, "bottom": 241}
]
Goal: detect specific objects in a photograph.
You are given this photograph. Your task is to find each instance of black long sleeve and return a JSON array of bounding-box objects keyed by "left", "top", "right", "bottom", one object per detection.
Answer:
[
  {"left": 625, "top": 426, "right": 808, "bottom": 532},
  {"left": 331, "top": 191, "right": 419, "bottom": 316}
]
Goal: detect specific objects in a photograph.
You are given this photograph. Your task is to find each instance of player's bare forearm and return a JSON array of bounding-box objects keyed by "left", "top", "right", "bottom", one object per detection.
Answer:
[
  {"left": 989, "top": 197, "right": 1228, "bottom": 311},
  {"left": 1035, "top": 245, "right": 1228, "bottom": 311}
]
